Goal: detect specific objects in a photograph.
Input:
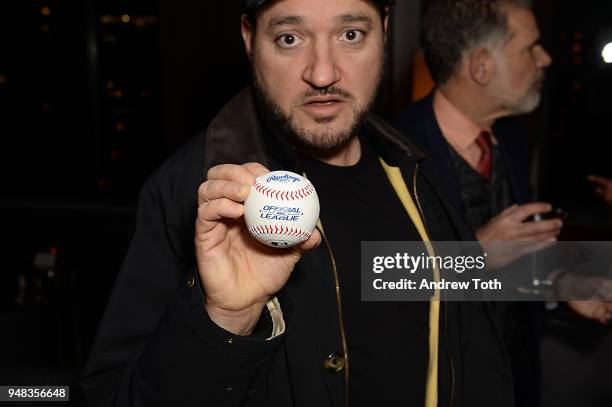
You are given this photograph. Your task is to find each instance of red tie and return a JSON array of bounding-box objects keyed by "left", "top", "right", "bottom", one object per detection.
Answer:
[{"left": 475, "top": 131, "right": 492, "bottom": 180}]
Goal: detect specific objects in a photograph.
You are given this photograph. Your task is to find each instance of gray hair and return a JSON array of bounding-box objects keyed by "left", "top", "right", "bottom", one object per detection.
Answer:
[{"left": 422, "top": 0, "right": 533, "bottom": 84}]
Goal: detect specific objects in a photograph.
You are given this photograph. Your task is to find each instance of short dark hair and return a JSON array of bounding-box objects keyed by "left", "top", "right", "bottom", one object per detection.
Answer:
[{"left": 422, "top": 0, "right": 532, "bottom": 85}]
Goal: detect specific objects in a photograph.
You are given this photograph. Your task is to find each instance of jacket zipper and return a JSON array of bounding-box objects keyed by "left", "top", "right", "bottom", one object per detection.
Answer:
[
  {"left": 319, "top": 227, "right": 350, "bottom": 407},
  {"left": 412, "top": 163, "right": 456, "bottom": 407}
]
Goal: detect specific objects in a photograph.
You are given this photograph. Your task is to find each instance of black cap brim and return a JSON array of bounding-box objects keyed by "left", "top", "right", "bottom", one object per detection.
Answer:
[{"left": 245, "top": 0, "right": 395, "bottom": 13}]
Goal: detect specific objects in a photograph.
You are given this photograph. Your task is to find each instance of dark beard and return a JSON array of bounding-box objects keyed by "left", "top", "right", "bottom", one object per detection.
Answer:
[{"left": 252, "top": 77, "right": 379, "bottom": 160}]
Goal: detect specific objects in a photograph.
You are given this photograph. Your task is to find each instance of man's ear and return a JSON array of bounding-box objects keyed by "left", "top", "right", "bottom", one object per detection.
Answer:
[
  {"left": 468, "top": 47, "right": 496, "bottom": 86},
  {"left": 241, "top": 15, "right": 255, "bottom": 59}
]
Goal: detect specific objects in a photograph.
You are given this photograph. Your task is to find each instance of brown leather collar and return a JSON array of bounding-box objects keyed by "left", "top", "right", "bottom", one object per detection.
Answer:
[{"left": 203, "top": 86, "right": 425, "bottom": 174}]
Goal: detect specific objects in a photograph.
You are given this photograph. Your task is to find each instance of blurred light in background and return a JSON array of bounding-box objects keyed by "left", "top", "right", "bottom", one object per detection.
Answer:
[{"left": 602, "top": 42, "right": 612, "bottom": 63}]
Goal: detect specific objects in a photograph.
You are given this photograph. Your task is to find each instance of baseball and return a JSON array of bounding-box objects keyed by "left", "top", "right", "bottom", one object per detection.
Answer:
[{"left": 244, "top": 170, "right": 320, "bottom": 248}]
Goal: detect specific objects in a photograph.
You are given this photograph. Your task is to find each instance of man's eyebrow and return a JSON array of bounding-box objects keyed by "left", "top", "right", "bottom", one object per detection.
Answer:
[
  {"left": 266, "top": 15, "right": 304, "bottom": 32},
  {"left": 530, "top": 33, "right": 542, "bottom": 46},
  {"left": 528, "top": 39, "right": 541, "bottom": 49},
  {"left": 336, "top": 13, "right": 373, "bottom": 25}
]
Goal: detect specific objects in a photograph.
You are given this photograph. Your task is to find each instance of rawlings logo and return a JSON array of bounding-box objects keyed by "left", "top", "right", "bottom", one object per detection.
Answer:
[{"left": 267, "top": 174, "right": 301, "bottom": 183}]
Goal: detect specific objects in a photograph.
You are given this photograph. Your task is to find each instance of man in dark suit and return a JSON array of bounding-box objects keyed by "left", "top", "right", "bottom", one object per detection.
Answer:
[
  {"left": 395, "top": 0, "right": 612, "bottom": 405},
  {"left": 396, "top": 0, "right": 558, "bottom": 246},
  {"left": 394, "top": 1, "right": 557, "bottom": 406}
]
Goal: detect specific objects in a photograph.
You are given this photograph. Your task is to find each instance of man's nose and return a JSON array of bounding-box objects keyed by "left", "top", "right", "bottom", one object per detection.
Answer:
[
  {"left": 537, "top": 45, "right": 553, "bottom": 68},
  {"left": 302, "top": 39, "right": 340, "bottom": 89}
]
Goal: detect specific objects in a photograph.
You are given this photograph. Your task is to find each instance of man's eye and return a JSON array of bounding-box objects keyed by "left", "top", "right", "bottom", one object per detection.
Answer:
[
  {"left": 340, "top": 29, "right": 365, "bottom": 43},
  {"left": 276, "top": 34, "right": 303, "bottom": 48}
]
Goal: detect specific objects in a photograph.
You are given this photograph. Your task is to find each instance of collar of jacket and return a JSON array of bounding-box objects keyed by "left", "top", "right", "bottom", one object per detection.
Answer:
[{"left": 203, "top": 86, "right": 425, "bottom": 173}]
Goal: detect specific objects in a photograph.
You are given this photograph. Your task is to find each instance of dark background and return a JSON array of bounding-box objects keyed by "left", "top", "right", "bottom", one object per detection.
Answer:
[{"left": 0, "top": 1, "right": 611, "bottom": 405}]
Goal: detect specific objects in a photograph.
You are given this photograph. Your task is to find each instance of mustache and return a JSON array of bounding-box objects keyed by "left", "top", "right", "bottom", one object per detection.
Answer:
[{"left": 299, "top": 86, "right": 355, "bottom": 102}]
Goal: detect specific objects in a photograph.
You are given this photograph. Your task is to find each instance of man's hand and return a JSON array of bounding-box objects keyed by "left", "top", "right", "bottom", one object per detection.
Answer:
[
  {"left": 476, "top": 203, "right": 562, "bottom": 269},
  {"left": 587, "top": 175, "right": 612, "bottom": 207},
  {"left": 554, "top": 273, "right": 612, "bottom": 302},
  {"left": 567, "top": 300, "right": 612, "bottom": 325},
  {"left": 476, "top": 203, "right": 562, "bottom": 241},
  {"left": 195, "top": 163, "right": 321, "bottom": 336}
]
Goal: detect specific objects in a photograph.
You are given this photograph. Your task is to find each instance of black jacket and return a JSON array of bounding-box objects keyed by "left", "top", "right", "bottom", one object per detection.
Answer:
[{"left": 81, "top": 87, "right": 514, "bottom": 407}]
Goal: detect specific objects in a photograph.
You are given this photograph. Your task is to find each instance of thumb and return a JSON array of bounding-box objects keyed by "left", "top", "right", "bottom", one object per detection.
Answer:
[{"left": 296, "top": 229, "right": 322, "bottom": 252}]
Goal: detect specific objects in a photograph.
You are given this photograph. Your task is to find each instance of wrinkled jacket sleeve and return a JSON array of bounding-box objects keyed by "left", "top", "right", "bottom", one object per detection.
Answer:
[{"left": 80, "top": 140, "right": 285, "bottom": 407}]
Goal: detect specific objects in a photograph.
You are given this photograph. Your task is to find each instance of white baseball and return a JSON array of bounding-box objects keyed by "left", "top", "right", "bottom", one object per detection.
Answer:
[{"left": 244, "top": 170, "right": 320, "bottom": 248}]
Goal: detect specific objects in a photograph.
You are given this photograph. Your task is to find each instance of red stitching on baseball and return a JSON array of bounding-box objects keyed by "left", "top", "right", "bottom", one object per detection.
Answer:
[
  {"left": 255, "top": 181, "right": 314, "bottom": 201},
  {"left": 250, "top": 224, "right": 310, "bottom": 240}
]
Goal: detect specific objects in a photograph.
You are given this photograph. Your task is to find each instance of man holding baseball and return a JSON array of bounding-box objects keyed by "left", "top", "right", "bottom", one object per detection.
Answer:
[{"left": 82, "top": 0, "right": 514, "bottom": 406}]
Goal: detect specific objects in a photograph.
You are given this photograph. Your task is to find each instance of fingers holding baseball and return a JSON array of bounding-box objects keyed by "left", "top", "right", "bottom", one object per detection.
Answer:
[
  {"left": 196, "top": 162, "right": 270, "bottom": 251},
  {"left": 297, "top": 228, "right": 322, "bottom": 252},
  {"left": 206, "top": 162, "right": 269, "bottom": 184},
  {"left": 201, "top": 163, "right": 265, "bottom": 205},
  {"left": 198, "top": 198, "right": 244, "bottom": 229},
  {"left": 198, "top": 180, "right": 250, "bottom": 205},
  {"left": 242, "top": 162, "right": 270, "bottom": 178},
  {"left": 198, "top": 161, "right": 271, "bottom": 213}
]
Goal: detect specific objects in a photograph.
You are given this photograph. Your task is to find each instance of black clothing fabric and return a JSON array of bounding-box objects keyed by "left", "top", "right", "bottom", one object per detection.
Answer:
[
  {"left": 81, "top": 87, "right": 514, "bottom": 407},
  {"left": 299, "top": 137, "right": 430, "bottom": 406},
  {"left": 394, "top": 93, "right": 541, "bottom": 407},
  {"left": 448, "top": 143, "right": 512, "bottom": 230}
]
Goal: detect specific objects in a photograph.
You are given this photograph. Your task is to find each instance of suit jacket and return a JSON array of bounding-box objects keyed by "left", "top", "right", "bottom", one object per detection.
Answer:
[{"left": 394, "top": 93, "right": 533, "bottom": 215}]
